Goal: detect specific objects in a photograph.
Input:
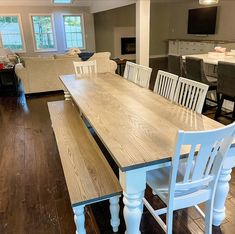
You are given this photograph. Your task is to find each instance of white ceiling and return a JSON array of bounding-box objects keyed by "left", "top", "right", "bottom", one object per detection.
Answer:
[
  {"left": 0, "top": 0, "right": 91, "bottom": 6},
  {"left": 0, "top": 0, "right": 192, "bottom": 6}
]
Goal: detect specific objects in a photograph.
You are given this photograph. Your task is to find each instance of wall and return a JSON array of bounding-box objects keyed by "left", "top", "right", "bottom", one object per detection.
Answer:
[
  {"left": 94, "top": 0, "right": 235, "bottom": 58},
  {"left": 94, "top": 2, "right": 171, "bottom": 58},
  {"left": 90, "top": 0, "right": 135, "bottom": 14},
  {"left": 94, "top": 4, "right": 136, "bottom": 57},
  {"left": 168, "top": 1, "right": 235, "bottom": 41},
  {"left": 0, "top": 5, "right": 95, "bottom": 56}
]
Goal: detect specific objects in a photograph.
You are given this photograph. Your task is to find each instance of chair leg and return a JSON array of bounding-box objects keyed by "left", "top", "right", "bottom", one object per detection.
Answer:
[
  {"left": 73, "top": 205, "right": 86, "bottom": 234},
  {"left": 214, "top": 95, "right": 224, "bottom": 120},
  {"left": 109, "top": 195, "right": 121, "bottom": 232},
  {"left": 205, "top": 199, "right": 213, "bottom": 234},
  {"left": 166, "top": 209, "right": 173, "bottom": 234},
  {"left": 216, "top": 93, "right": 220, "bottom": 104},
  {"left": 232, "top": 102, "right": 235, "bottom": 119}
]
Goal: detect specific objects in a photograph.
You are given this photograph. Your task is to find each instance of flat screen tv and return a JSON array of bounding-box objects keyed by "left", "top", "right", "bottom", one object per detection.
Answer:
[{"left": 187, "top": 7, "right": 217, "bottom": 35}]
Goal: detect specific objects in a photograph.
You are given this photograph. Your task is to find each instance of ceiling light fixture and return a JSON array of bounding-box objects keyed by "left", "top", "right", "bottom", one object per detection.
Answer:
[
  {"left": 199, "top": 0, "right": 219, "bottom": 5},
  {"left": 53, "top": 0, "right": 73, "bottom": 4}
]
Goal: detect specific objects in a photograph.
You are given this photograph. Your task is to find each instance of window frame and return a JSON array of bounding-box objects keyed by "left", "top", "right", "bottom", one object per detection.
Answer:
[
  {"left": 0, "top": 13, "right": 26, "bottom": 53},
  {"left": 29, "top": 13, "right": 57, "bottom": 52},
  {"left": 62, "top": 13, "right": 86, "bottom": 50}
]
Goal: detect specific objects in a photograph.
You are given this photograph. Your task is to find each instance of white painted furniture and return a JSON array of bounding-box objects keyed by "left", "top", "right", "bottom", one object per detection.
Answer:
[
  {"left": 144, "top": 123, "right": 235, "bottom": 234},
  {"left": 154, "top": 70, "right": 178, "bottom": 101},
  {"left": 174, "top": 77, "right": 209, "bottom": 114},
  {"left": 213, "top": 144, "right": 235, "bottom": 226},
  {"left": 169, "top": 40, "right": 235, "bottom": 56},
  {"left": 60, "top": 72, "right": 228, "bottom": 234},
  {"left": 48, "top": 100, "right": 122, "bottom": 234},
  {"left": 135, "top": 64, "right": 152, "bottom": 88},
  {"left": 124, "top": 61, "right": 152, "bottom": 88},
  {"left": 73, "top": 60, "right": 97, "bottom": 76},
  {"left": 123, "top": 61, "right": 137, "bottom": 82}
]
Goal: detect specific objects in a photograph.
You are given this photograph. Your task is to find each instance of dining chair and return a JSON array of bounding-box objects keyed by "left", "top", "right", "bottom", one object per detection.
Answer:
[
  {"left": 135, "top": 64, "right": 152, "bottom": 88},
  {"left": 153, "top": 70, "right": 179, "bottom": 101},
  {"left": 73, "top": 60, "right": 97, "bottom": 76},
  {"left": 215, "top": 61, "right": 235, "bottom": 120},
  {"left": 123, "top": 61, "right": 138, "bottom": 82},
  {"left": 185, "top": 57, "right": 218, "bottom": 104},
  {"left": 124, "top": 62, "right": 152, "bottom": 88},
  {"left": 174, "top": 77, "right": 209, "bottom": 114},
  {"left": 168, "top": 54, "right": 184, "bottom": 77},
  {"left": 144, "top": 122, "right": 235, "bottom": 234}
]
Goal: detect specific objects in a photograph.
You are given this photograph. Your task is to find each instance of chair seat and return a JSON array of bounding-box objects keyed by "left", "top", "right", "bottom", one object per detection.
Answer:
[
  {"left": 147, "top": 160, "right": 207, "bottom": 203},
  {"left": 206, "top": 75, "right": 217, "bottom": 84}
]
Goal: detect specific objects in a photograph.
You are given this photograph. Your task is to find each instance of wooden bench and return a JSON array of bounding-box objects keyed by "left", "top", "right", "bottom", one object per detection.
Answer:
[{"left": 48, "top": 100, "right": 122, "bottom": 234}]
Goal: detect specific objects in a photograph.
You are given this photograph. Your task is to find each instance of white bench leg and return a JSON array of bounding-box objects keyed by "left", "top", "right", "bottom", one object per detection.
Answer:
[
  {"left": 64, "top": 91, "right": 71, "bottom": 100},
  {"left": 73, "top": 205, "right": 86, "bottom": 234},
  {"left": 109, "top": 195, "right": 121, "bottom": 232}
]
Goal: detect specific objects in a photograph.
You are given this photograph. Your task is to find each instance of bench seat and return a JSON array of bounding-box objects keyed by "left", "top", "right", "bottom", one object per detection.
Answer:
[{"left": 48, "top": 100, "right": 122, "bottom": 233}]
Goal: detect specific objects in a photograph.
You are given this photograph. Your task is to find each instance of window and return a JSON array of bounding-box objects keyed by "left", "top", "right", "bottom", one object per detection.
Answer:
[
  {"left": 31, "top": 15, "right": 56, "bottom": 51},
  {"left": 0, "top": 15, "right": 25, "bottom": 52},
  {"left": 63, "top": 15, "right": 85, "bottom": 49}
]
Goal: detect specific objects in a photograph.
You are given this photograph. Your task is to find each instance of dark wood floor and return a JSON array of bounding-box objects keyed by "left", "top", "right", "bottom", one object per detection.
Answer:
[{"left": 0, "top": 87, "right": 234, "bottom": 233}]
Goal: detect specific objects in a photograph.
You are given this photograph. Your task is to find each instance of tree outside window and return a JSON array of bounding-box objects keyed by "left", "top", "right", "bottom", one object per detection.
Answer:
[
  {"left": 63, "top": 15, "right": 85, "bottom": 49},
  {"left": 31, "top": 15, "right": 56, "bottom": 51},
  {"left": 0, "top": 15, "right": 24, "bottom": 51}
]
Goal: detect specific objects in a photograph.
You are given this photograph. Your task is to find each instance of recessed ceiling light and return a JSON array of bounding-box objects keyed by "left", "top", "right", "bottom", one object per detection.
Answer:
[
  {"left": 199, "top": 0, "right": 219, "bottom": 5},
  {"left": 53, "top": 0, "right": 73, "bottom": 4}
]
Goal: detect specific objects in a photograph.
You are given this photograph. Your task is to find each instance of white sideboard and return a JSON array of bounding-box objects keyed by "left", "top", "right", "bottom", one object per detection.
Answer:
[{"left": 169, "top": 40, "right": 235, "bottom": 55}]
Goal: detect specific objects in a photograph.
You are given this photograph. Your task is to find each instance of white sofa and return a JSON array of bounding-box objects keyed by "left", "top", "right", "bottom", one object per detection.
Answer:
[{"left": 15, "top": 52, "right": 117, "bottom": 94}]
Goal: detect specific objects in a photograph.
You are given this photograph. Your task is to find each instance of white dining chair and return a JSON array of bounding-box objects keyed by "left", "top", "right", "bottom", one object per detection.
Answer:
[
  {"left": 124, "top": 62, "right": 152, "bottom": 88},
  {"left": 123, "top": 61, "right": 138, "bottom": 82},
  {"left": 135, "top": 64, "right": 152, "bottom": 88},
  {"left": 73, "top": 60, "right": 97, "bottom": 76},
  {"left": 174, "top": 77, "right": 209, "bottom": 113},
  {"left": 154, "top": 70, "right": 179, "bottom": 101},
  {"left": 144, "top": 122, "right": 235, "bottom": 234}
]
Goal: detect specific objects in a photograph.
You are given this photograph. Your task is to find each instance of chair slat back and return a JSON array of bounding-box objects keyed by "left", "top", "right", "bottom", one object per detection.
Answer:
[
  {"left": 73, "top": 60, "right": 97, "bottom": 76},
  {"left": 154, "top": 70, "right": 179, "bottom": 101},
  {"left": 174, "top": 77, "right": 209, "bottom": 113},
  {"left": 169, "top": 123, "right": 235, "bottom": 199},
  {"left": 217, "top": 61, "right": 235, "bottom": 98},
  {"left": 123, "top": 61, "right": 138, "bottom": 82},
  {"left": 135, "top": 64, "right": 152, "bottom": 88}
]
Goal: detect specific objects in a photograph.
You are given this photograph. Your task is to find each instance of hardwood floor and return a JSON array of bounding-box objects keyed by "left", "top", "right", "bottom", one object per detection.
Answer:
[{"left": 0, "top": 88, "right": 234, "bottom": 234}]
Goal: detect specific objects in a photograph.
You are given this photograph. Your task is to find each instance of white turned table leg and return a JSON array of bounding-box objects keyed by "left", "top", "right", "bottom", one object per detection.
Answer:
[
  {"left": 64, "top": 91, "right": 71, "bottom": 101},
  {"left": 213, "top": 168, "right": 232, "bottom": 226},
  {"left": 119, "top": 168, "right": 146, "bottom": 234},
  {"left": 73, "top": 205, "right": 86, "bottom": 234},
  {"left": 109, "top": 195, "right": 121, "bottom": 232}
]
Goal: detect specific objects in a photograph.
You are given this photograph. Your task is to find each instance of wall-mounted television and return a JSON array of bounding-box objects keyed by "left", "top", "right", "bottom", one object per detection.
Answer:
[{"left": 187, "top": 7, "right": 217, "bottom": 35}]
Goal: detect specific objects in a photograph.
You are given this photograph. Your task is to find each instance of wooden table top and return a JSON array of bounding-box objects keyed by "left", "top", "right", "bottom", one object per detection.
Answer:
[{"left": 60, "top": 73, "right": 223, "bottom": 171}]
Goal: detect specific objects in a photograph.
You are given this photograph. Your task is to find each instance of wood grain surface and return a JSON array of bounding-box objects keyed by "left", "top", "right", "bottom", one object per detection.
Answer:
[
  {"left": 60, "top": 73, "right": 223, "bottom": 171},
  {"left": 48, "top": 100, "right": 122, "bottom": 206}
]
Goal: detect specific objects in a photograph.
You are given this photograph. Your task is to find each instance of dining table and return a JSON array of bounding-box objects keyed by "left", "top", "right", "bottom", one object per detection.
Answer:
[
  {"left": 182, "top": 53, "right": 235, "bottom": 65},
  {"left": 59, "top": 72, "right": 235, "bottom": 233}
]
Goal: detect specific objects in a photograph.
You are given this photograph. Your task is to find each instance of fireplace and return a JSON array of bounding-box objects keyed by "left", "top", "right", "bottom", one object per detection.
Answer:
[{"left": 121, "top": 37, "right": 136, "bottom": 55}]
